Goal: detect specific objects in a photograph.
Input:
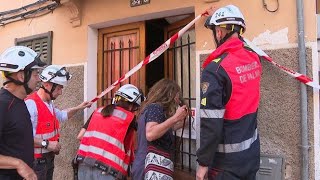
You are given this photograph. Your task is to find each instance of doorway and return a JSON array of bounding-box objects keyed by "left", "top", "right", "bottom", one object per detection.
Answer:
[
  {"left": 145, "top": 19, "right": 168, "bottom": 91},
  {"left": 97, "top": 14, "right": 196, "bottom": 176}
]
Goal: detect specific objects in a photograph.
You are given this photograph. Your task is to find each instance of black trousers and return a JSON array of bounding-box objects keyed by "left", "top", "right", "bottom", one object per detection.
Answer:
[
  {"left": 33, "top": 152, "right": 55, "bottom": 180},
  {"left": 0, "top": 174, "right": 23, "bottom": 180}
]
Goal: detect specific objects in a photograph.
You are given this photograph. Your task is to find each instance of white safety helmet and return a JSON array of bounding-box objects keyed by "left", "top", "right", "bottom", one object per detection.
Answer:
[
  {"left": 205, "top": 5, "right": 246, "bottom": 33},
  {"left": 114, "top": 84, "right": 144, "bottom": 106},
  {"left": 0, "top": 46, "right": 46, "bottom": 72},
  {"left": 40, "top": 65, "right": 71, "bottom": 86}
]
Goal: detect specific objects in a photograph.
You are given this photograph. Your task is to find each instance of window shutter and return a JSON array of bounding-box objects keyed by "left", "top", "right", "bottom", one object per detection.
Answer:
[{"left": 15, "top": 31, "right": 53, "bottom": 65}]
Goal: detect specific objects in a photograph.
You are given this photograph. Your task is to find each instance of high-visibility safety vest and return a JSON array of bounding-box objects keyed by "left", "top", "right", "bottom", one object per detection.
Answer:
[
  {"left": 77, "top": 106, "right": 135, "bottom": 176},
  {"left": 26, "top": 92, "right": 60, "bottom": 159}
]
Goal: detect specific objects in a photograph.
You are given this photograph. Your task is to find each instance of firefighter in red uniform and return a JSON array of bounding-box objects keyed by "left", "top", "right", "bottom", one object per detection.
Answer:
[
  {"left": 196, "top": 5, "right": 262, "bottom": 180},
  {"left": 25, "top": 65, "right": 91, "bottom": 180},
  {"left": 76, "top": 84, "right": 144, "bottom": 180}
]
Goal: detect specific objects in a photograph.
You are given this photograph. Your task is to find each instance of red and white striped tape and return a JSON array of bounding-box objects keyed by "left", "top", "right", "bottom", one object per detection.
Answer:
[
  {"left": 244, "top": 38, "right": 320, "bottom": 89},
  {"left": 90, "top": 11, "right": 209, "bottom": 102},
  {"left": 90, "top": 10, "right": 317, "bottom": 103}
]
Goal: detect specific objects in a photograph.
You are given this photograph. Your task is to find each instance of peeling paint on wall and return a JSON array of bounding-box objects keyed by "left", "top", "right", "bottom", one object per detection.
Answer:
[
  {"left": 252, "top": 28, "right": 289, "bottom": 46},
  {"left": 202, "top": 41, "right": 208, "bottom": 48}
]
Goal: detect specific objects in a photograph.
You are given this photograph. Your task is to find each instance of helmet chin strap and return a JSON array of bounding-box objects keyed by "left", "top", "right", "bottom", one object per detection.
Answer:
[
  {"left": 23, "top": 70, "right": 33, "bottom": 94},
  {"left": 3, "top": 69, "right": 34, "bottom": 95},
  {"left": 212, "top": 28, "right": 237, "bottom": 48},
  {"left": 41, "top": 83, "right": 58, "bottom": 100},
  {"left": 212, "top": 28, "right": 221, "bottom": 48}
]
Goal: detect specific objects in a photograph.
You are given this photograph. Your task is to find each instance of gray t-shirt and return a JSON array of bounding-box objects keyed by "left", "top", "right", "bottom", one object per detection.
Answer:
[{"left": 131, "top": 103, "right": 173, "bottom": 180}]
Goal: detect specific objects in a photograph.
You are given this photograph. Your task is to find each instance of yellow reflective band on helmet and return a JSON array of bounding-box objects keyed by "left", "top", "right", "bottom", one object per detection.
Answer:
[
  {"left": 219, "top": 24, "right": 227, "bottom": 28},
  {"left": 240, "top": 28, "right": 244, "bottom": 35},
  {"left": 212, "top": 58, "right": 221, "bottom": 63},
  {"left": 114, "top": 95, "right": 129, "bottom": 103},
  {"left": 201, "top": 98, "right": 207, "bottom": 106},
  {"left": 1, "top": 71, "right": 5, "bottom": 78},
  {"left": 1, "top": 71, "right": 11, "bottom": 78}
]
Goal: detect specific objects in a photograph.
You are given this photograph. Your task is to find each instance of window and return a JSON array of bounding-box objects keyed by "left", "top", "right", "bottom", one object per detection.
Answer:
[{"left": 15, "top": 31, "right": 53, "bottom": 65}]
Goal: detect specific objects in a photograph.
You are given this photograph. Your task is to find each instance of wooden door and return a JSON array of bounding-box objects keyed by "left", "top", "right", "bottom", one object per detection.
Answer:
[{"left": 98, "top": 22, "right": 146, "bottom": 106}]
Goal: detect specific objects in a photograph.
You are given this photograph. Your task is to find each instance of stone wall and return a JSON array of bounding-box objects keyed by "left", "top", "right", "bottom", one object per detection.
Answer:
[{"left": 259, "top": 48, "right": 314, "bottom": 180}]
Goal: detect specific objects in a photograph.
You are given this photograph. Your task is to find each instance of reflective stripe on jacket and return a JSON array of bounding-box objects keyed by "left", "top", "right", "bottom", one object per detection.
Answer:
[{"left": 77, "top": 106, "right": 135, "bottom": 176}]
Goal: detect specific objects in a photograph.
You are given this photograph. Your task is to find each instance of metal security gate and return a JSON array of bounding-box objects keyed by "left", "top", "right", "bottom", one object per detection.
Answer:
[
  {"left": 165, "top": 15, "right": 197, "bottom": 174},
  {"left": 102, "top": 40, "right": 140, "bottom": 104},
  {"left": 97, "top": 22, "right": 146, "bottom": 106}
]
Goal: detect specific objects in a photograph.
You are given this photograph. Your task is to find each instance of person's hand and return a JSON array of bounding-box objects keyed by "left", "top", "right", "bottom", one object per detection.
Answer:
[
  {"left": 78, "top": 101, "right": 92, "bottom": 109},
  {"left": 16, "top": 160, "right": 37, "bottom": 180},
  {"left": 196, "top": 165, "right": 208, "bottom": 180},
  {"left": 173, "top": 105, "right": 188, "bottom": 123},
  {"left": 47, "top": 141, "right": 61, "bottom": 153}
]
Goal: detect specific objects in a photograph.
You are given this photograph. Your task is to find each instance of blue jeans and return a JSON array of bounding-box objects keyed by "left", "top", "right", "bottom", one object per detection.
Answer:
[
  {"left": 33, "top": 154, "right": 55, "bottom": 180},
  {"left": 78, "top": 163, "right": 115, "bottom": 180}
]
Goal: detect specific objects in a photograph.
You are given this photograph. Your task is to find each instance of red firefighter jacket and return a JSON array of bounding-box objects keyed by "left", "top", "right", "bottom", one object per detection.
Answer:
[
  {"left": 77, "top": 106, "right": 136, "bottom": 176},
  {"left": 196, "top": 37, "right": 262, "bottom": 176}
]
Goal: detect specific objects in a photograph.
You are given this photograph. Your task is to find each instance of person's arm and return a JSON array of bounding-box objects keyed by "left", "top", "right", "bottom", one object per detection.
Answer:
[
  {"left": 146, "top": 105, "right": 188, "bottom": 142},
  {"left": 196, "top": 64, "right": 226, "bottom": 180},
  {"left": 77, "top": 128, "right": 86, "bottom": 140},
  {"left": 24, "top": 99, "right": 38, "bottom": 137},
  {"left": 172, "top": 117, "right": 187, "bottom": 131},
  {"left": 128, "top": 129, "right": 136, "bottom": 164},
  {"left": 0, "top": 155, "right": 37, "bottom": 180},
  {"left": 65, "top": 101, "right": 92, "bottom": 119},
  {"left": 33, "top": 138, "right": 60, "bottom": 153},
  {"left": 77, "top": 113, "right": 93, "bottom": 140},
  {"left": 0, "top": 154, "right": 22, "bottom": 169},
  {"left": 54, "top": 101, "right": 92, "bottom": 123}
]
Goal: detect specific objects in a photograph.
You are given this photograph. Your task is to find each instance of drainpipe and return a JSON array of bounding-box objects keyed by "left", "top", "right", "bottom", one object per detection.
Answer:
[{"left": 296, "top": 0, "right": 309, "bottom": 180}]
